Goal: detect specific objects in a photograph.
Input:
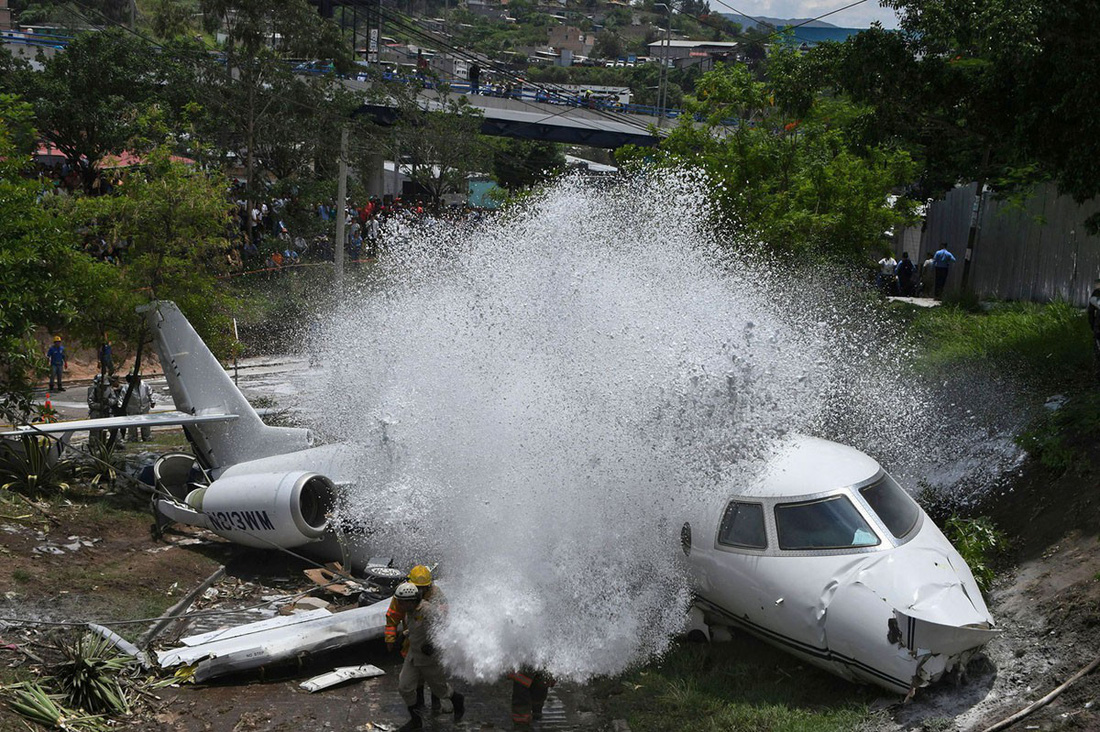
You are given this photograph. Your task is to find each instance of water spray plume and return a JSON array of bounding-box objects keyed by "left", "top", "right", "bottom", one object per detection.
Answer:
[{"left": 308, "top": 170, "right": 1020, "bottom": 682}]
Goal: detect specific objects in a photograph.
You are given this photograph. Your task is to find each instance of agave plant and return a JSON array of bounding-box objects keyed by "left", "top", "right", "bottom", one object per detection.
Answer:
[
  {"left": 52, "top": 633, "right": 133, "bottom": 716},
  {"left": 76, "top": 437, "right": 125, "bottom": 489},
  {"left": 0, "top": 435, "right": 71, "bottom": 499},
  {"left": 4, "top": 680, "right": 109, "bottom": 731}
]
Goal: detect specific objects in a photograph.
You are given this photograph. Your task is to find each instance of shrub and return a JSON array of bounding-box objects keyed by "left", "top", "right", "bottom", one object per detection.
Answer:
[
  {"left": 944, "top": 516, "right": 1006, "bottom": 593},
  {"left": 0, "top": 435, "right": 71, "bottom": 499}
]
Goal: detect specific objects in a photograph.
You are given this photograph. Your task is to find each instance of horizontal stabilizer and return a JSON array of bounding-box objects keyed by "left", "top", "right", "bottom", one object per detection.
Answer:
[{"left": 1, "top": 412, "right": 238, "bottom": 437}]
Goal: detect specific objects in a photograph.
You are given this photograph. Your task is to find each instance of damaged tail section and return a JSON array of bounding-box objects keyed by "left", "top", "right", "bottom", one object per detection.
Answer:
[{"left": 142, "top": 302, "right": 310, "bottom": 473}]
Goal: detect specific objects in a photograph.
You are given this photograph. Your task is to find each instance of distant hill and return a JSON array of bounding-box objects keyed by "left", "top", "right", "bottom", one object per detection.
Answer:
[{"left": 719, "top": 14, "right": 839, "bottom": 29}]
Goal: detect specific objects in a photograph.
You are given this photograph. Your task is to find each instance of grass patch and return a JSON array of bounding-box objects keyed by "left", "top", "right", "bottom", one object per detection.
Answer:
[
  {"left": 597, "top": 640, "right": 877, "bottom": 732},
  {"left": 1016, "top": 390, "right": 1100, "bottom": 474},
  {"left": 907, "top": 301, "right": 1092, "bottom": 391}
]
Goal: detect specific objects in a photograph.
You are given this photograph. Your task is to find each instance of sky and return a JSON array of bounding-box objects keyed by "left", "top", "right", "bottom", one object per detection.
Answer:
[{"left": 713, "top": 0, "right": 902, "bottom": 29}]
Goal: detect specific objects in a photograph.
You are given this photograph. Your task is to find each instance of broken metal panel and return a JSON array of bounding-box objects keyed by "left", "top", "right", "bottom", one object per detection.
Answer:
[
  {"left": 157, "top": 599, "right": 390, "bottom": 682},
  {"left": 179, "top": 608, "right": 332, "bottom": 647},
  {"left": 299, "top": 664, "right": 385, "bottom": 692},
  {"left": 86, "top": 623, "right": 152, "bottom": 669}
]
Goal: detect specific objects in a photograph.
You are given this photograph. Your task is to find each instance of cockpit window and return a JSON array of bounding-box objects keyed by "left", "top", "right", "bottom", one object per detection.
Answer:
[
  {"left": 717, "top": 501, "right": 767, "bottom": 549},
  {"left": 775, "top": 495, "right": 880, "bottom": 550},
  {"left": 859, "top": 474, "right": 920, "bottom": 539}
]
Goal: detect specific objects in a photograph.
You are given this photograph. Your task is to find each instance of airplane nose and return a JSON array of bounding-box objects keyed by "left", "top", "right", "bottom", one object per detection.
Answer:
[{"left": 820, "top": 543, "right": 998, "bottom": 690}]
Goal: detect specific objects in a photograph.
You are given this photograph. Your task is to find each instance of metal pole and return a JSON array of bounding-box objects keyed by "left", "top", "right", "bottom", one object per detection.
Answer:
[
  {"left": 657, "top": 3, "right": 671, "bottom": 126},
  {"left": 335, "top": 125, "right": 348, "bottom": 287}
]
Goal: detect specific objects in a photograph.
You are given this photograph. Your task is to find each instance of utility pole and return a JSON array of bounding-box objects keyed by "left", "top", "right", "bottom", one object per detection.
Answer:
[
  {"left": 655, "top": 3, "right": 672, "bottom": 126},
  {"left": 334, "top": 125, "right": 348, "bottom": 287}
]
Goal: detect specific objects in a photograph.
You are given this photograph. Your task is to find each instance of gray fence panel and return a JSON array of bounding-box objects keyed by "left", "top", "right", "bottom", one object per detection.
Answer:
[{"left": 907, "top": 182, "right": 1100, "bottom": 306}]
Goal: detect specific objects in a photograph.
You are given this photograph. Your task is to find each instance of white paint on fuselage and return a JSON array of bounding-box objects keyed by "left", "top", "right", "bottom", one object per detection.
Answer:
[{"left": 686, "top": 435, "right": 996, "bottom": 693}]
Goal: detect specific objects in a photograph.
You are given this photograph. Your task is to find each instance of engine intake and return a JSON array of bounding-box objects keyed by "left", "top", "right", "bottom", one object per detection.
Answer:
[{"left": 190, "top": 471, "right": 336, "bottom": 548}]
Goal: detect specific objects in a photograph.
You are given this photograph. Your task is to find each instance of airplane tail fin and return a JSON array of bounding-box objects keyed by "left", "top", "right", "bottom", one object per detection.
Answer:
[{"left": 142, "top": 301, "right": 310, "bottom": 473}]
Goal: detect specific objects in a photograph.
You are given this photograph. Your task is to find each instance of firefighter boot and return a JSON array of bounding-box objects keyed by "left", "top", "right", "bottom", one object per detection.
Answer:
[
  {"left": 451, "top": 691, "right": 466, "bottom": 722},
  {"left": 398, "top": 707, "right": 423, "bottom": 731}
]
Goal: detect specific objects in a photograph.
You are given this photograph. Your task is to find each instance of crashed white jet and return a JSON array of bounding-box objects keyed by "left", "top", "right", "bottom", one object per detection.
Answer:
[
  {"left": 684, "top": 437, "right": 998, "bottom": 694},
  {"left": 3, "top": 301, "right": 997, "bottom": 694}
]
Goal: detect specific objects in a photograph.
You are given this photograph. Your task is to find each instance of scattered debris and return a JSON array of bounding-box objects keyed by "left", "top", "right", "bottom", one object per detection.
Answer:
[
  {"left": 304, "top": 562, "right": 366, "bottom": 596},
  {"left": 32, "top": 534, "right": 98, "bottom": 555},
  {"left": 86, "top": 623, "right": 151, "bottom": 669},
  {"left": 299, "top": 663, "right": 385, "bottom": 692},
  {"left": 281, "top": 596, "right": 331, "bottom": 613},
  {"left": 136, "top": 566, "right": 226, "bottom": 650}
]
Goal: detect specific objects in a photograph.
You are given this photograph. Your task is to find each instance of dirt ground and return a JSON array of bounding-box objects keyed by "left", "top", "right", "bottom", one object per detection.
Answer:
[{"left": 1, "top": 439, "right": 1099, "bottom": 732}]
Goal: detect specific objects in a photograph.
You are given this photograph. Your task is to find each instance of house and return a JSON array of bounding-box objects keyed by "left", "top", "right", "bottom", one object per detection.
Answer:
[
  {"left": 548, "top": 25, "right": 592, "bottom": 56},
  {"left": 646, "top": 39, "right": 740, "bottom": 68}
]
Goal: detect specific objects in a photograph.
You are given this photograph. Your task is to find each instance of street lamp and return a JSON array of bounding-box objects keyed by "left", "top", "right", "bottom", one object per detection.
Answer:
[{"left": 653, "top": 2, "right": 672, "bottom": 126}]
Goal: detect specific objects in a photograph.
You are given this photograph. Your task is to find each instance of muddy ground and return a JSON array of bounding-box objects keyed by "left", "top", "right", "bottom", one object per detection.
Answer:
[{"left": 1, "top": 421, "right": 1098, "bottom": 731}]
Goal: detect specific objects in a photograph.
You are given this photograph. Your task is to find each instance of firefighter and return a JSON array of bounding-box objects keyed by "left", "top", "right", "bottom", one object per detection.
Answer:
[
  {"left": 392, "top": 582, "right": 465, "bottom": 731},
  {"left": 86, "top": 373, "right": 114, "bottom": 446},
  {"left": 510, "top": 668, "right": 555, "bottom": 730},
  {"left": 385, "top": 565, "right": 445, "bottom": 711}
]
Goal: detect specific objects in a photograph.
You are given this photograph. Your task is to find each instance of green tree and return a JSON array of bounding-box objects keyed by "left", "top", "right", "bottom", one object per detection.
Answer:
[
  {"left": 380, "top": 74, "right": 488, "bottom": 210},
  {"left": 23, "top": 28, "right": 158, "bottom": 192},
  {"left": 64, "top": 147, "right": 239, "bottom": 356},
  {"left": 592, "top": 32, "right": 624, "bottom": 60},
  {"left": 0, "top": 102, "right": 113, "bottom": 420},
  {"left": 817, "top": 1, "right": 1100, "bottom": 221},
  {"left": 491, "top": 138, "right": 565, "bottom": 191},
  {"left": 619, "top": 61, "right": 917, "bottom": 261}
]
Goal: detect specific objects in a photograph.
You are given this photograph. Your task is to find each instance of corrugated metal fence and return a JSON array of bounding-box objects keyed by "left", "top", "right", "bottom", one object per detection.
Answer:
[{"left": 895, "top": 182, "right": 1100, "bottom": 306}]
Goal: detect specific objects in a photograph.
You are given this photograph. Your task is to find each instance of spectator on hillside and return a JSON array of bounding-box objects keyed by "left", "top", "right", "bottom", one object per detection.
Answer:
[
  {"left": 469, "top": 63, "right": 480, "bottom": 94},
  {"left": 921, "top": 253, "right": 935, "bottom": 296},
  {"left": 876, "top": 253, "right": 898, "bottom": 294}
]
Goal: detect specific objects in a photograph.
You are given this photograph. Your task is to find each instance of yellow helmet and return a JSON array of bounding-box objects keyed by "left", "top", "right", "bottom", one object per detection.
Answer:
[
  {"left": 53, "top": 335, "right": 62, "bottom": 342},
  {"left": 408, "top": 565, "right": 433, "bottom": 587}
]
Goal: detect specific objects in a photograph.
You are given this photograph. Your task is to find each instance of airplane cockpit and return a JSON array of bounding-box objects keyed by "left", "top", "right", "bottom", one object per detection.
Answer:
[{"left": 711, "top": 472, "right": 923, "bottom": 556}]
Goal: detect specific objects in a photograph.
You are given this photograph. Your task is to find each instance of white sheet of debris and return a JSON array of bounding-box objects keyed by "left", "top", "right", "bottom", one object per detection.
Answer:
[{"left": 157, "top": 599, "right": 389, "bottom": 682}]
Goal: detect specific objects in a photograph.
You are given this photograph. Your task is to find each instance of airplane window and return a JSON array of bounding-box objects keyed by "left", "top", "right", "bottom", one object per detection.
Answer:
[
  {"left": 717, "top": 501, "right": 767, "bottom": 549},
  {"left": 774, "top": 495, "right": 880, "bottom": 550},
  {"left": 859, "top": 474, "right": 920, "bottom": 539}
]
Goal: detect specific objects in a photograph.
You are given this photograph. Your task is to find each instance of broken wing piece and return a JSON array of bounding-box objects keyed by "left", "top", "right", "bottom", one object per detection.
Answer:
[
  {"left": 157, "top": 599, "right": 389, "bottom": 682},
  {"left": 0, "top": 412, "right": 238, "bottom": 437}
]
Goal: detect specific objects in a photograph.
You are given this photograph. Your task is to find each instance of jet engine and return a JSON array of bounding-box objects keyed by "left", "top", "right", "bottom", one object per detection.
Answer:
[{"left": 187, "top": 471, "right": 336, "bottom": 549}]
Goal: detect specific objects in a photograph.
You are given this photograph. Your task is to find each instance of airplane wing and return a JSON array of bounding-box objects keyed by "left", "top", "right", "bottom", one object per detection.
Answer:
[{"left": 0, "top": 412, "right": 239, "bottom": 437}]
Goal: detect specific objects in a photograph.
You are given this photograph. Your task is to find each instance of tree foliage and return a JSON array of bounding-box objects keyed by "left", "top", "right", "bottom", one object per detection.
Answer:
[
  {"left": 811, "top": 0, "right": 1100, "bottom": 219},
  {"left": 0, "top": 107, "right": 113, "bottom": 421},
  {"left": 62, "top": 147, "right": 238, "bottom": 355},
  {"left": 491, "top": 138, "right": 565, "bottom": 191},
  {"left": 22, "top": 28, "right": 159, "bottom": 192},
  {"left": 619, "top": 59, "right": 917, "bottom": 261}
]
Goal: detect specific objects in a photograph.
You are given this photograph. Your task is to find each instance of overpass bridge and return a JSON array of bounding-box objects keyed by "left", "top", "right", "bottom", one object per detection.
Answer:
[{"left": 341, "top": 77, "right": 667, "bottom": 149}]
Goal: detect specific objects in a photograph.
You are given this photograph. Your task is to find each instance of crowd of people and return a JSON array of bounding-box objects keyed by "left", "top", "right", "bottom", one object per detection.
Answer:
[
  {"left": 226, "top": 192, "right": 484, "bottom": 276},
  {"left": 875, "top": 244, "right": 958, "bottom": 299}
]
